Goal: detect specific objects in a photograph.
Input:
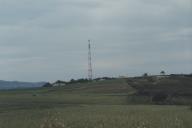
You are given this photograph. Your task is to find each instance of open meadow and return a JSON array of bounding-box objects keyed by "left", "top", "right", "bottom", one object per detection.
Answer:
[{"left": 0, "top": 78, "right": 192, "bottom": 128}]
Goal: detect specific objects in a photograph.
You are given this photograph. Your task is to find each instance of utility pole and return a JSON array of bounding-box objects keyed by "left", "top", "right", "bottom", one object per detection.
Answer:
[{"left": 88, "top": 40, "right": 93, "bottom": 80}]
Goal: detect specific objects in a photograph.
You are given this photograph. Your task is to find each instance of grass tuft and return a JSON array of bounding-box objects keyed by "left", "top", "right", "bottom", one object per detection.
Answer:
[{"left": 40, "top": 112, "right": 66, "bottom": 128}]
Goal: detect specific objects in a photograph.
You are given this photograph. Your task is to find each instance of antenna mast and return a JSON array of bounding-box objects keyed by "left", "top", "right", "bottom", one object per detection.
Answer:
[{"left": 88, "top": 40, "right": 93, "bottom": 80}]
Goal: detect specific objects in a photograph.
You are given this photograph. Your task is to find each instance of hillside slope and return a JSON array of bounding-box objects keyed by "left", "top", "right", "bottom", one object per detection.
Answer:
[{"left": 126, "top": 75, "right": 192, "bottom": 104}]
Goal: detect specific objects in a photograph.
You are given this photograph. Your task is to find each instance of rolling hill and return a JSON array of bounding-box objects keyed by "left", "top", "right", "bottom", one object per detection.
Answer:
[{"left": 0, "top": 80, "right": 46, "bottom": 90}]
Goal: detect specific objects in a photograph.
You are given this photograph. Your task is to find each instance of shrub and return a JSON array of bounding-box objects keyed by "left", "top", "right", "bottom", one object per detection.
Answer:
[
  {"left": 43, "top": 83, "right": 53, "bottom": 87},
  {"left": 160, "top": 70, "right": 165, "bottom": 75},
  {"left": 152, "top": 93, "right": 168, "bottom": 103},
  {"left": 143, "top": 73, "right": 148, "bottom": 77}
]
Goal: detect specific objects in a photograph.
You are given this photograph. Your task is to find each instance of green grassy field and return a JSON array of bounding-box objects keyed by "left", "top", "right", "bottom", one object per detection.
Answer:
[{"left": 0, "top": 78, "right": 192, "bottom": 128}]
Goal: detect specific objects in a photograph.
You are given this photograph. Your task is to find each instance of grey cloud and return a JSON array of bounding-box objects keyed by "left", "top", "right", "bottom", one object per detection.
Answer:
[{"left": 0, "top": 0, "right": 191, "bottom": 81}]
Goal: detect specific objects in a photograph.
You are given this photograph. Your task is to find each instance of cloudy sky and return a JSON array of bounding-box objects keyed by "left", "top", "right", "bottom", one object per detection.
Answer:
[{"left": 0, "top": 0, "right": 191, "bottom": 82}]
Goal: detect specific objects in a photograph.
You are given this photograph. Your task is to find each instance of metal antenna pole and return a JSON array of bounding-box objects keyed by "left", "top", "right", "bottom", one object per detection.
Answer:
[{"left": 88, "top": 40, "right": 93, "bottom": 80}]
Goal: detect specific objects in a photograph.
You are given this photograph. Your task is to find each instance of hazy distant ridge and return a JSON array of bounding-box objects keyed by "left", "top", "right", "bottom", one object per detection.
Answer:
[{"left": 0, "top": 80, "right": 46, "bottom": 90}]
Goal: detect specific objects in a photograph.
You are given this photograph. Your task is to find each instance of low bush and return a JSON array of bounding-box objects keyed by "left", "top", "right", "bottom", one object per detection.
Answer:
[{"left": 152, "top": 93, "right": 168, "bottom": 104}]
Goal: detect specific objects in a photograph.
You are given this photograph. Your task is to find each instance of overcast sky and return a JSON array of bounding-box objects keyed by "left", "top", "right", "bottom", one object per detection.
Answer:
[{"left": 0, "top": 0, "right": 191, "bottom": 82}]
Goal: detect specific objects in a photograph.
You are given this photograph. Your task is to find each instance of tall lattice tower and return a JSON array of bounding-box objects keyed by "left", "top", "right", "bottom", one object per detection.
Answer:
[{"left": 88, "top": 40, "right": 93, "bottom": 80}]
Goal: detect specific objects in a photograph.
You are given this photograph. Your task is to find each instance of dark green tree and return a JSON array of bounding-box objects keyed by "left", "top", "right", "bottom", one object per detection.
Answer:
[{"left": 160, "top": 70, "right": 165, "bottom": 75}]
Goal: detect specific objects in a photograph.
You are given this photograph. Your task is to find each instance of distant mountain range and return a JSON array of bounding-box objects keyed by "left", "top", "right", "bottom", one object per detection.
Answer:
[{"left": 0, "top": 80, "right": 46, "bottom": 90}]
